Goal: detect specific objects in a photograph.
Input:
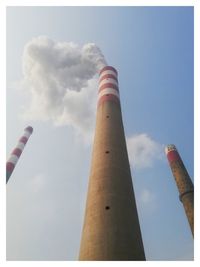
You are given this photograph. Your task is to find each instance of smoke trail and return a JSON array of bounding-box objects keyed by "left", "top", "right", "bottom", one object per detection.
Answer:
[{"left": 21, "top": 36, "right": 107, "bottom": 139}]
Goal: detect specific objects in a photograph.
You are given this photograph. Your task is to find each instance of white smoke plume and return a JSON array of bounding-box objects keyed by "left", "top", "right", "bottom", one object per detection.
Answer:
[
  {"left": 127, "top": 134, "right": 164, "bottom": 169},
  {"left": 21, "top": 36, "right": 107, "bottom": 140}
]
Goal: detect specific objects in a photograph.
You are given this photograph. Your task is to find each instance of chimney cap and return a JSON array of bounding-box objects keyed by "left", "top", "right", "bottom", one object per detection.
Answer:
[
  {"left": 165, "top": 144, "right": 177, "bottom": 154},
  {"left": 99, "top": 66, "right": 118, "bottom": 76},
  {"left": 24, "top": 126, "right": 33, "bottom": 134}
]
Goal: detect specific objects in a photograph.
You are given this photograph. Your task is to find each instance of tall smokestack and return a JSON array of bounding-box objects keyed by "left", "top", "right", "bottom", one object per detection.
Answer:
[
  {"left": 165, "top": 144, "right": 194, "bottom": 236},
  {"left": 79, "top": 66, "right": 145, "bottom": 260},
  {"left": 6, "top": 126, "right": 33, "bottom": 184}
]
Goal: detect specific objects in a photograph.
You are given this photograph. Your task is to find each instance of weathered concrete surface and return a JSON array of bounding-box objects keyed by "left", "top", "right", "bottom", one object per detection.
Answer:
[
  {"left": 166, "top": 145, "right": 194, "bottom": 236},
  {"left": 79, "top": 98, "right": 146, "bottom": 260},
  {"left": 170, "top": 160, "right": 194, "bottom": 236}
]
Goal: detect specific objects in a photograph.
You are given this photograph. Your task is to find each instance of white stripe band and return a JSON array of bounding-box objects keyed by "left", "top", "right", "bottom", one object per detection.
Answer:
[
  {"left": 99, "top": 70, "right": 117, "bottom": 80},
  {"left": 7, "top": 154, "right": 19, "bottom": 165},
  {"left": 16, "top": 142, "right": 25, "bottom": 151},
  {"left": 23, "top": 131, "right": 31, "bottom": 139},
  {"left": 99, "top": 78, "right": 118, "bottom": 88},
  {"left": 98, "top": 88, "right": 120, "bottom": 100}
]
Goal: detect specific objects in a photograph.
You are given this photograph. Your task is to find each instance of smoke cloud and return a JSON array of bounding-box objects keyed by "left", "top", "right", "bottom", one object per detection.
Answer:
[
  {"left": 21, "top": 36, "right": 107, "bottom": 139},
  {"left": 127, "top": 134, "right": 163, "bottom": 169},
  {"left": 20, "top": 37, "right": 163, "bottom": 169}
]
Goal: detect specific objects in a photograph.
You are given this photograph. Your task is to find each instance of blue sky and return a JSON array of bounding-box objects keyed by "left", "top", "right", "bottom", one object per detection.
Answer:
[{"left": 6, "top": 6, "right": 193, "bottom": 260}]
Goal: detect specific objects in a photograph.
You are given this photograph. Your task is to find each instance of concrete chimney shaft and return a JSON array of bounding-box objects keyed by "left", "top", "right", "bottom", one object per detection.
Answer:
[
  {"left": 165, "top": 144, "right": 194, "bottom": 236},
  {"left": 6, "top": 126, "right": 33, "bottom": 184},
  {"left": 79, "top": 66, "right": 145, "bottom": 260}
]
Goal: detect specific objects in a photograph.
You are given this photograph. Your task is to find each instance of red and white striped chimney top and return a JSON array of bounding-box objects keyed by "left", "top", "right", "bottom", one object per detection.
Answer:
[
  {"left": 99, "top": 66, "right": 118, "bottom": 76},
  {"left": 165, "top": 144, "right": 182, "bottom": 163},
  {"left": 98, "top": 66, "right": 119, "bottom": 107},
  {"left": 24, "top": 126, "right": 33, "bottom": 134},
  {"left": 165, "top": 144, "right": 177, "bottom": 154}
]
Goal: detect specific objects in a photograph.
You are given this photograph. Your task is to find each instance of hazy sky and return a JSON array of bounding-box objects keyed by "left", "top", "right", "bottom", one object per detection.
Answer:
[{"left": 6, "top": 6, "right": 194, "bottom": 260}]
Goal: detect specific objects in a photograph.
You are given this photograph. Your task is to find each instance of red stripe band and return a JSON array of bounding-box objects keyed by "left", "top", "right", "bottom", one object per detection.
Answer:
[
  {"left": 99, "top": 66, "right": 118, "bottom": 75},
  {"left": 98, "top": 83, "right": 119, "bottom": 93},
  {"left": 98, "top": 94, "right": 120, "bottom": 107},
  {"left": 11, "top": 148, "right": 22, "bottom": 157},
  {"left": 167, "top": 150, "right": 181, "bottom": 163},
  {"left": 6, "top": 162, "right": 15, "bottom": 172},
  {"left": 19, "top": 136, "right": 28, "bottom": 144},
  {"left": 99, "top": 74, "right": 118, "bottom": 83}
]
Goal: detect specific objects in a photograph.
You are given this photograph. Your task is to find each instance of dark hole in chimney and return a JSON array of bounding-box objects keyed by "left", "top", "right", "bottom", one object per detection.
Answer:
[
  {"left": 105, "top": 206, "right": 110, "bottom": 210},
  {"left": 105, "top": 151, "right": 110, "bottom": 154}
]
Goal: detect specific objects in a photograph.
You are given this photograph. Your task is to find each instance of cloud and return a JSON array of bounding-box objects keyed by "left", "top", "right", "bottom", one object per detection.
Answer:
[
  {"left": 127, "top": 133, "right": 163, "bottom": 169},
  {"left": 140, "top": 188, "right": 156, "bottom": 204},
  {"left": 20, "top": 36, "right": 107, "bottom": 140},
  {"left": 29, "top": 173, "right": 46, "bottom": 193},
  {"left": 138, "top": 188, "right": 157, "bottom": 214}
]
